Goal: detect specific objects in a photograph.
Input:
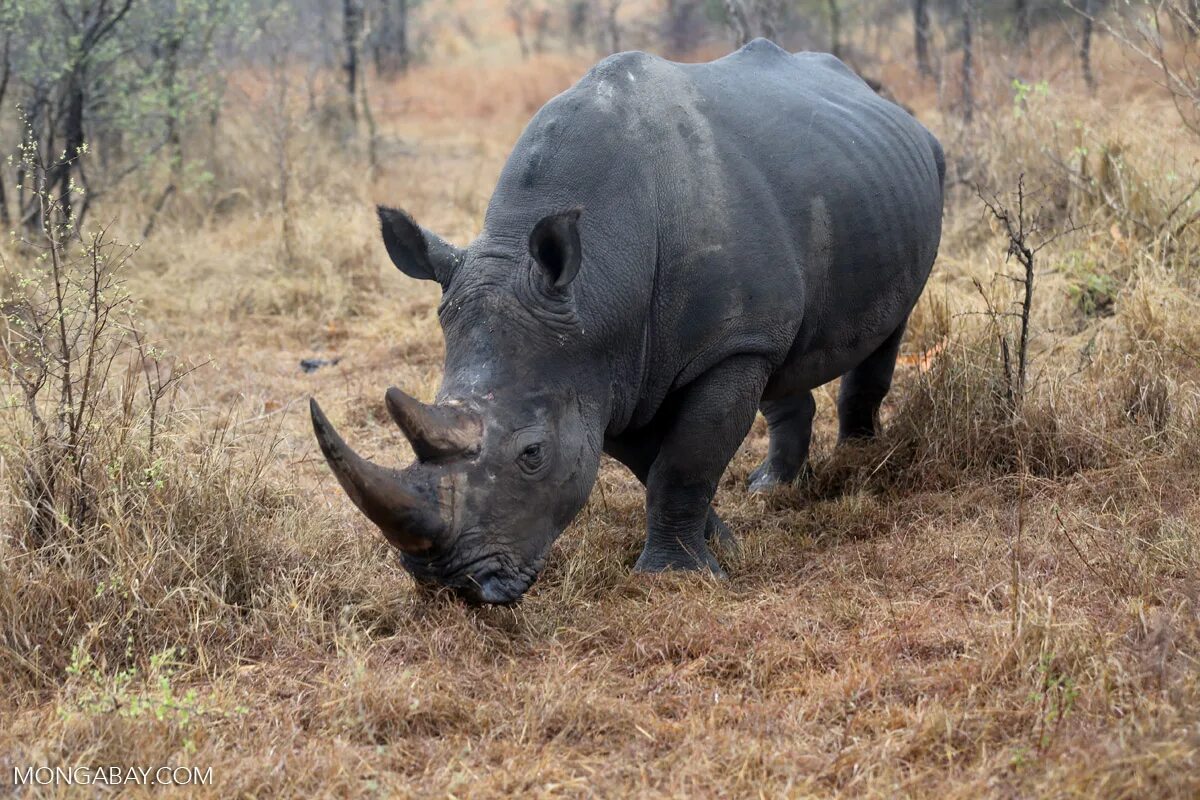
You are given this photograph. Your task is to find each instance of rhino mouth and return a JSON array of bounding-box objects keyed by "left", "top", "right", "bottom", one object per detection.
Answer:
[
  {"left": 400, "top": 548, "right": 544, "bottom": 605},
  {"left": 461, "top": 568, "right": 537, "bottom": 605}
]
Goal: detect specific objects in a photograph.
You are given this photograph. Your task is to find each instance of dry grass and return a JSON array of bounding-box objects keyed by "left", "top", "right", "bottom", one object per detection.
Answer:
[{"left": 2, "top": 31, "right": 1200, "bottom": 799}]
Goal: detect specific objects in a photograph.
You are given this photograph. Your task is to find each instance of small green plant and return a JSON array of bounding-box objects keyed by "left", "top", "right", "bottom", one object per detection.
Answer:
[
  {"left": 1069, "top": 269, "right": 1118, "bottom": 318},
  {"left": 64, "top": 643, "right": 201, "bottom": 749},
  {"left": 1012, "top": 78, "right": 1050, "bottom": 118},
  {"left": 1061, "top": 250, "right": 1120, "bottom": 320},
  {"left": 1029, "top": 652, "right": 1080, "bottom": 755},
  {"left": 62, "top": 640, "right": 246, "bottom": 753}
]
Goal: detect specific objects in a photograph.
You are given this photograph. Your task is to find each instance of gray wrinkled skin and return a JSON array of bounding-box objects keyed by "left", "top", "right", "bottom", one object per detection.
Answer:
[{"left": 321, "top": 40, "right": 945, "bottom": 604}]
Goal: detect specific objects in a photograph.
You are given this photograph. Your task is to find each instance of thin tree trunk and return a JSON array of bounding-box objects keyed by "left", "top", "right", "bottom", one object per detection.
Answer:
[
  {"left": 724, "top": 0, "right": 751, "bottom": 46},
  {"left": 508, "top": 0, "right": 530, "bottom": 58},
  {"left": 961, "top": 0, "right": 974, "bottom": 123},
  {"left": 359, "top": 56, "right": 379, "bottom": 180},
  {"left": 0, "top": 32, "right": 11, "bottom": 228},
  {"left": 1080, "top": 0, "right": 1096, "bottom": 94},
  {"left": 533, "top": 8, "right": 550, "bottom": 53},
  {"left": 343, "top": 0, "right": 363, "bottom": 122},
  {"left": 396, "top": 0, "right": 408, "bottom": 72},
  {"left": 828, "top": 0, "right": 842, "bottom": 58},
  {"left": 568, "top": 0, "right": 588, "bottom": 49},
  {"left": 1014, "top": 0, "right": 1030, "bottom": 46},
  {"left": 372, "top": 0, "right": 409, "bottom": 76},
  {"left": 143, "top": 35, "right": 183, "bottom": 239},
  {"left": 56, "top": 75, "right": 86, "bottom": 224},
  {"left": 914, "top": 0, "right": 932, "bottom": 78},
  {"left": 607, "top": 0, "right": 622, "bottom": 52},
  {"left": 664, "top": 0, "right": 686, "bottom": 55},
  {"left": 757, "top": 0, "right": 778, "bottom": 41},
  {"left": 372, "top": 0, "right": 392, "bottom": 74},
  {"left": 51, "top": 0, "right": 133, "bottom": 230},
  {"left": 267, "top": 46, "right": 296, "bottom": 264}
]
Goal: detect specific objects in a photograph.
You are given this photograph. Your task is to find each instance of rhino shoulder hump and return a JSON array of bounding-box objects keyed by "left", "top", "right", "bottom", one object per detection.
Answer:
[
  {"left": 734, "top": 37, "right": 790, "bottom": 59},
  {"left": 586, "top": 50, "right": 658, "bottom": 89},
  {"left": 791, "top": 50, "right": 864, "bottom": 84}
]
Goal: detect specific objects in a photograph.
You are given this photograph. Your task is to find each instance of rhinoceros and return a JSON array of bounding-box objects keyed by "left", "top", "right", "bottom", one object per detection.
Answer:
[{"left": 310, "top": 39, "right": 945, "bottom": 604}]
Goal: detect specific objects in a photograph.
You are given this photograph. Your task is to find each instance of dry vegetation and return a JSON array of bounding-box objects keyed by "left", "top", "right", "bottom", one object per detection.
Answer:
[{"left": 2, "top": 10, "right": 1200, "bottom": 799}]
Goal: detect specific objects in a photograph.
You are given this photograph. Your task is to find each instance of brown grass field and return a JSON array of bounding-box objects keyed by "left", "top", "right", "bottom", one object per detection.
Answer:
[{"left": 2, "top": 14, "right": 1200, "bottom": 799}]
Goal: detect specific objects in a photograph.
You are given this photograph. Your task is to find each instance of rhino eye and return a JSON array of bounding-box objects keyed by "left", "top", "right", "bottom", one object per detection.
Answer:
[{"left": 517, "top": 442, "right": 546, "bottom": 474}]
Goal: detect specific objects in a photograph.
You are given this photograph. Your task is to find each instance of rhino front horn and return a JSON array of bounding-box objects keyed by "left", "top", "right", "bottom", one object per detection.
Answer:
[
  {"left": 385, "top": 386, "right": 482, "bottom": 462},
  {"left": 310, "top": 397, "right": 445, "bottom": 553}
]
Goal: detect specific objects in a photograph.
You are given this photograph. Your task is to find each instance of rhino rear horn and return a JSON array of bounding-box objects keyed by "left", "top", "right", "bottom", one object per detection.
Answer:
[
  {"left": 385, "top": 387, "right": 482, "bottom": 462},
  {"left": 310, "top": 397, "right": 445, "bottom": 553}
]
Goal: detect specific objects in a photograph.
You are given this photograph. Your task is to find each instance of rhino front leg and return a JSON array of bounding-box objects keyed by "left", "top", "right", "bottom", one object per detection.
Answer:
[
  {"left": 634, "top": 355, "right": 771, "bottom": 575},
  {"left": 604, "top": 434, "right": 735, "bottom": 548}
]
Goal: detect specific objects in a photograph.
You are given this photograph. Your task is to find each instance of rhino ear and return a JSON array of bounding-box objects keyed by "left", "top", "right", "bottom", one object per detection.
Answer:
[
  {"left": 528, "top": 208, "right": 582, "bottom": 289},
  {"left": 377, "top": 206, "right": 464, "bottom": 287}
]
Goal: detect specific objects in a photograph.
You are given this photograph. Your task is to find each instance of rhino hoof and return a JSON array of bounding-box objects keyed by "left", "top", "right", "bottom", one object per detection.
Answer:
[
  {"left": 633, "top": 545, "right": 726, "bottom": 578},
  {"left": 747, "top": 461, "right": 812, "bottom": 493},
  {"left": 747, "top": 464, "right": 788, "bottom": 493}
]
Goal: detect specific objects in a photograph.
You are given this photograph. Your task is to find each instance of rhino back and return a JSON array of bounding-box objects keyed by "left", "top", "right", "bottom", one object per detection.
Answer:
[{"left": 482, "top": 39, "right": 944, "bottom": 428}]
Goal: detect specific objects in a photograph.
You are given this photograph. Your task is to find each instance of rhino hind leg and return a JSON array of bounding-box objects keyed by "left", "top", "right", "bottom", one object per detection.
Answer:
[
  {"left": 837, "top": 320, "right": 908, "bottom": 441},
  {"left": 634, "top": 355, "right": 771, "bottom": 575},
  {"left": 747, "top": 391, "right": 816, "bottom": 492}
]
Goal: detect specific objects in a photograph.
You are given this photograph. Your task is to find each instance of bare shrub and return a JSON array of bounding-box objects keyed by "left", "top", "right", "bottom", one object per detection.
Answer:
[
  {"left": 0, "top": 146, "right": 186, "bottom": 545},
  {"left": 0, "top": 143, "right": 329, "bottom": 693}
]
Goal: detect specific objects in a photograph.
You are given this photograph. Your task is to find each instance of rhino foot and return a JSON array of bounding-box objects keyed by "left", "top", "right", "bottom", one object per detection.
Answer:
[
  {"left": 634, "top": 541, "right": 726, "bottom": 578},
  {"left": 747, "top": 460, "right": 814, "bottom": 493},
  {"left": 747, "top": 462, "right": 787, "bottom": 492}
]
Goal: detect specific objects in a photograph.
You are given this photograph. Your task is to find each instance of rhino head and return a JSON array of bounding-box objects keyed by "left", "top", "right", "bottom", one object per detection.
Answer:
[{"left": 310, "top": 206, "right": 604, "bottom": 604}]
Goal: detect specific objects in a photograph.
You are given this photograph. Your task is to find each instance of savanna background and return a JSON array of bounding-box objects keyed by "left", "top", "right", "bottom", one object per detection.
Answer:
[{"left": 1, "top": 0, "right": 1199, "bottom": 796}]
